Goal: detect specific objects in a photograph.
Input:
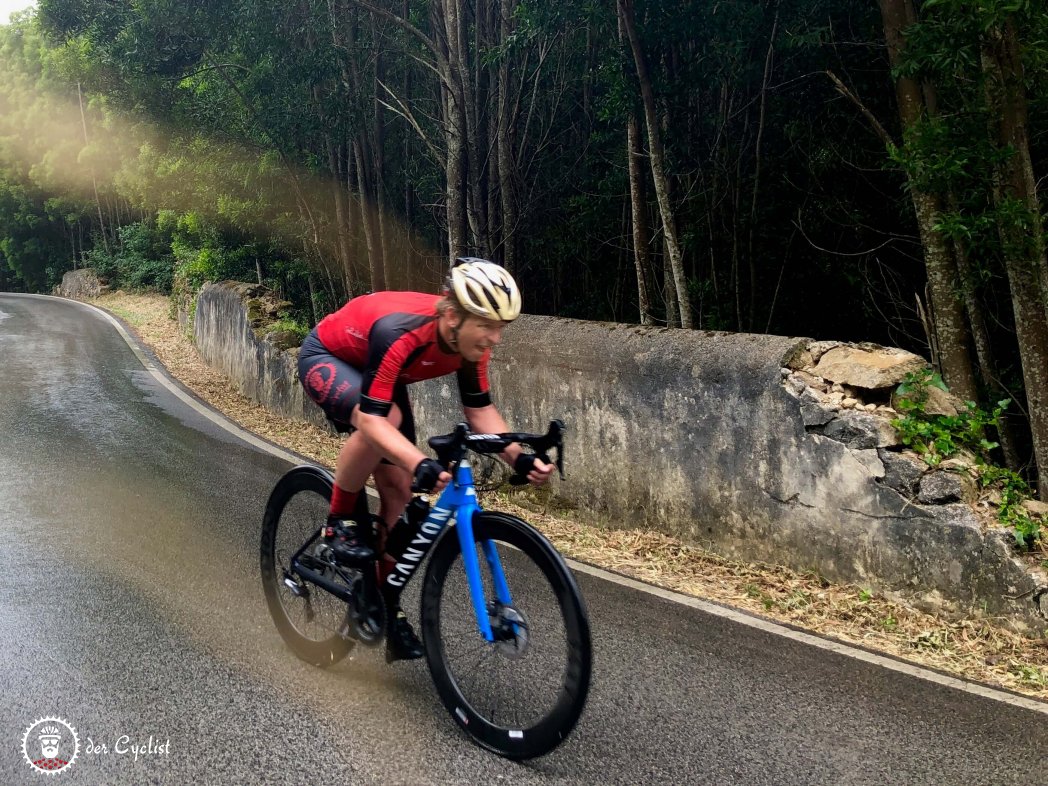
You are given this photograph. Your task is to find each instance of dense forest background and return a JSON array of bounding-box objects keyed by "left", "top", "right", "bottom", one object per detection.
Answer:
[{"left": 1, "top": 1, "right": 1047, "bottom": 486}]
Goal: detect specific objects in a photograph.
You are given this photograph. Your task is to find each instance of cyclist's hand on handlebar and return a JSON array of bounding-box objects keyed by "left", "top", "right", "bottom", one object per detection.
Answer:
[
  {"left": 413, "top": 457, "right": 451, "bottom": 494},
  {"left": 513, "top": 453, "right": 554, "bottom": 487}
]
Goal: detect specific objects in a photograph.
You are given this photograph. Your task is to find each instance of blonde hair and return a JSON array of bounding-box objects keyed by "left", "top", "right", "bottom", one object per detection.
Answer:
[{"left": 435, "top": 295, "right": 467, "bottom": 319}]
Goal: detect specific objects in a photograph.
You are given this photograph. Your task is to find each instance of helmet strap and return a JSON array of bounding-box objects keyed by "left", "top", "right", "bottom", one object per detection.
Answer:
[{"left": 438, "top": 304, "right": 462, "bottom": 351}]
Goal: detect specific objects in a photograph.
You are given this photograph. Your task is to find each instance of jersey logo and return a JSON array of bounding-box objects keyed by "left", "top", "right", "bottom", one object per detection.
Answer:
[{"left": 304, "top": 363, "right": 336, "bottom": 403}]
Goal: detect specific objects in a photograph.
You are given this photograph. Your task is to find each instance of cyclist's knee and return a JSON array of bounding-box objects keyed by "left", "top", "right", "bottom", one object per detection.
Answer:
[{"left": 375, "top": 464, "right": 411, "bottom": 498}]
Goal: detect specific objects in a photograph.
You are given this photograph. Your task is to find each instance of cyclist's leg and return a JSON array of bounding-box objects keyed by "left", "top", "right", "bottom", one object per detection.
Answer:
[
  {"left": 298, "top": 331, "right": 376, "bottom": 523},
  {"left": 372, "top": 385, "right": 415, "bottom": 531},
  {"left": 365, "top": 386, "right": 425, "bottom": 661}
]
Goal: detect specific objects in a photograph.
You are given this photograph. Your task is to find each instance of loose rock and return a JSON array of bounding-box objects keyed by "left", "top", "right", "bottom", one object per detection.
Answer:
[
  {"left": 801, "top": 400, "right": 836, "bottom": 427},
  {"left": 1021, "top": 499, "right": 1048, "bottom": 518},
  {"left": 892, "top": 385, "right": 962, "bottom": 417},
  {"left": 822, "top": 412, "right": 900, "bottom": 449},
  {"left": 918, "top": 471, "right": 963, "bottom": 504},
  {"left": 807, "top": 341, "right": 843, "bottom": 364},
  {"left": 813, "top": 345, "right": 928, "bottom": 390},
  {"left": 794, "top": 370, "right": 828, "bottom": 392},
  {"left": 878, "top": 450, "right": 927, "bottom": 497}
]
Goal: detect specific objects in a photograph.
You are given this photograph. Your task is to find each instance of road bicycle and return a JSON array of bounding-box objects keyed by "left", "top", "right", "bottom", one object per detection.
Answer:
[{"left": 260, "top": 420, "right": 592, "bottom": 759}]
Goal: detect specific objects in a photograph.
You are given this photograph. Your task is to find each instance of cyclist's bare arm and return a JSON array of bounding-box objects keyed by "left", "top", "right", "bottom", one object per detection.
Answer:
[{"left": 354, "top": 410, "right": 450, "bottom": 490}]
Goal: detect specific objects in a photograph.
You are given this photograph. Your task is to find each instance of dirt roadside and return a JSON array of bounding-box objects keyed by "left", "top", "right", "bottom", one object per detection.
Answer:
[{"left": 88, "top": 290, "right": 1048, "bottom": 701}]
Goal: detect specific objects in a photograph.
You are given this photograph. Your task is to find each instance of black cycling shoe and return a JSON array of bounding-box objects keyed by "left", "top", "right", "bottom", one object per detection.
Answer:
[
  {"left": 325, "top": 516, "right": 376, "bottom": 567},
  {"left": 385, "top": 610, "right": 425, "bottom": 663}
]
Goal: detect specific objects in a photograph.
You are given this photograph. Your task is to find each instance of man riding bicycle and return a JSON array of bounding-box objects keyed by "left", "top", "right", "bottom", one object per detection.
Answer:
[{"left": 297, "top": 258, "right": 554, "bottom": 662}]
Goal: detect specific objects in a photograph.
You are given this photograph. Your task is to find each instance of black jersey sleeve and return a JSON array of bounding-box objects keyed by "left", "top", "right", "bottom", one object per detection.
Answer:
[{"left": 457, "top": 354, "right": 492, "bottom": 408}]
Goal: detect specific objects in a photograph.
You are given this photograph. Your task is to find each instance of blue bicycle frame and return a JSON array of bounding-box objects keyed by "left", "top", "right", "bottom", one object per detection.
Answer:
[{"left": 425, "top": 459, "right": 513, "bottom": 642}]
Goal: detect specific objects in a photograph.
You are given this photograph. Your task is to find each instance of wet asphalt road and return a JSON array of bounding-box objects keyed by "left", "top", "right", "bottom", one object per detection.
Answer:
[{"left": 1, "top": 293, "right": 1046, "bottom": 786}]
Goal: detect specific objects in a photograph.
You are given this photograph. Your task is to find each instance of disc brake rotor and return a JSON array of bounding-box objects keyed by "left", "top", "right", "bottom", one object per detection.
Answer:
[{"left": 490, "top": 604, "right": 530, "bottom": 659}]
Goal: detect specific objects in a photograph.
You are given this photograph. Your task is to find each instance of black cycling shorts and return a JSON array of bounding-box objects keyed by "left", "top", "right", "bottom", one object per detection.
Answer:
[{"left": 298, "top": 328, "right": 416, "bottom": 444}]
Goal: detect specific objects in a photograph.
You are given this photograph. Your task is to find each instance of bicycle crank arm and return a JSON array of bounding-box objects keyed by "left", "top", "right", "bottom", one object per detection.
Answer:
[{"left": 291, "top": 560, "right": 356, "bottom": 605}]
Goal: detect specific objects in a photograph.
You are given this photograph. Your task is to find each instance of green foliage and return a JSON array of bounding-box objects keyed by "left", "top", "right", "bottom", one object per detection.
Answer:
[
  {"left": 891, "top": 369, "right": 1004, "bottom": 466},
  {"left": 978, "top": 465, "right": 1041, "bottom": 550},
  {"left": 264, "top": 314, "right": 310, "bottom": 343},
  {"left": 891, "top": 370, "right": 1042, "bottom": 549},
  {"left": 84, "top": 220, "right": 176, "bottom": 292},
  {"left": 1009, "top": 662, "right": 1047, "bottom": 688}
]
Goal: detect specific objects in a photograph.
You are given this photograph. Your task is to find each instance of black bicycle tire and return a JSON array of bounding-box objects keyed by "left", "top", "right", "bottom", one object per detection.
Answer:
[
  {"left": 260, "top": 465, "right": 355, "bottom": 667},
  {"left": 420, "top": 511, "right": 592, "bottom": 759}
]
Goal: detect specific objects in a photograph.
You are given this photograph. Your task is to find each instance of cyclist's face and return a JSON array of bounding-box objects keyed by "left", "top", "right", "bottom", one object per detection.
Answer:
[{"left": 455, "top": 315, "right": 507, "bottom": 360}]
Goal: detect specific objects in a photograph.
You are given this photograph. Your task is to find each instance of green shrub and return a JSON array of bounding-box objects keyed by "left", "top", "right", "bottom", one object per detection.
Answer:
[
  {"left": 82, "top": 221, "right": 175, "bottom": 293},
  {"left": 890, "top": 369, "right": 1041, "bottom": 549}
]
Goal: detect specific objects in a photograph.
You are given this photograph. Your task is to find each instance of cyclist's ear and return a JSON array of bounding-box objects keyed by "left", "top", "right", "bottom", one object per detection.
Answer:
[{"left": 439, "top": 304, "right": 461, "bottom": 329}]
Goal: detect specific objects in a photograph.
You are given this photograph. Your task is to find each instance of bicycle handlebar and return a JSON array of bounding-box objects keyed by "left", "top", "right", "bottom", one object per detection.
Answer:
[{"left": 425, "top": 420, "right": 566, "bottom": 485}]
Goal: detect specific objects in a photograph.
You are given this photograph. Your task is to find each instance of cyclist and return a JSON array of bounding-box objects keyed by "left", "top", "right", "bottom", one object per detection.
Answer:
[{"left": 297, "top": 258, "right": 554, "bottom": 662}]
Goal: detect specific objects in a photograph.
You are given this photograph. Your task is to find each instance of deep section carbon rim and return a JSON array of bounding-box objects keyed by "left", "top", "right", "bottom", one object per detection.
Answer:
[
  {"left": 260, "top": 466, "right": 354, "bottom": 667},
  {"left": 421, "top": 511, "right": 592, "bottom": 759}
]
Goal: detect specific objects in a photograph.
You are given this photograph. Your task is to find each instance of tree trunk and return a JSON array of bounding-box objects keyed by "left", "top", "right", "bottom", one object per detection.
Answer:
[
  {"left": 878, "top": 0, "right": 977, "bottom": 401},
  {"left": 345, "top": 142, "right": 360, "bottom": 292},
  {"left": 663, "top": 238, "right": 680, "bottom": 328},
  {"left": 948, "top": 195, "right": 1022, "bottom": 470},
  {"left": 444, "top": 0, "right": 487, "bottom": 256},
  {"left": 497, "top": 0, "right": 518, "bottom": 270},
  {"left": 372, "top": 46, "right": 389, "bottom": 288},
  {"left": 326, "top": 137, "right": 353, "bottom": 278},
  {"left": 354, "top": 137, "right": 385, "bottom": 291},
  {"left": 443, "top": 79, "right": 467, "bottom": 259},
  {"left": 982, "top": 19, "right": 1048, "bottom": 490},
  {"left": 617, "top": 0, "right": 691, "bottom": 328},
  {"left": 990, "top": 19, "right": 1048, "bottom": 310},
  {"left": 748, "top": 4, "right": 779, "bottom": 331},
  {"left": 627, "top": 113, "right": 654, "bottom": 325},
  {"left": 307, "top": 271, "right": 320, "bottom": 324},
  {"left": 78, "top": 80, "right": 109, "bottom": 256}
]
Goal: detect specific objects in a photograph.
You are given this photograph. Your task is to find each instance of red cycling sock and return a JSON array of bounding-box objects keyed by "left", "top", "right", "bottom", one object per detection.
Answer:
[
  {"left": 378, "top": 555, "right": 396, "bottom": 583},
  {"left": 329, "top": 485, "right": 360, "bottom": 519}
]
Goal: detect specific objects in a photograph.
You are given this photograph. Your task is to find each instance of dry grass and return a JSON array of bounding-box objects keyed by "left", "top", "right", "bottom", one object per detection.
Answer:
[{"left": 90, "top": 290, "right": 1048, "bottom": 702}]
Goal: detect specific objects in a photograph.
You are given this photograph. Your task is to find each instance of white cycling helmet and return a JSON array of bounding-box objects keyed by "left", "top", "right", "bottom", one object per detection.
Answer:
[{"left": 447, "top": 257, "right": 521, "bottom": 321}]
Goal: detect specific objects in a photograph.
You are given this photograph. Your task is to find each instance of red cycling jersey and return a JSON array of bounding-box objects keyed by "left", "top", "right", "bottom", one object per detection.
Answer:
[{"left": 315, "top": 291, "right": 491, "bottom": 417}]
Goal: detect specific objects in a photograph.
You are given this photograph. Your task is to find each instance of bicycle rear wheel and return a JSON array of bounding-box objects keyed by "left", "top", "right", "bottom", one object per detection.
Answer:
[
  {"left": 260, "top": 465, "right": 355, "bottom": 667},
  {"left": 420, "top": 511, "right": 592, "bottom": 759}
]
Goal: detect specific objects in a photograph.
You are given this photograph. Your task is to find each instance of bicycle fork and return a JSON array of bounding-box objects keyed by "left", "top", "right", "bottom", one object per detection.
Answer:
[
  {"left": 443, "top": 462, "right": 514, "bottom": 643},
  {"left": 383, "top": 460, "right": 514, "bottom": 643}
]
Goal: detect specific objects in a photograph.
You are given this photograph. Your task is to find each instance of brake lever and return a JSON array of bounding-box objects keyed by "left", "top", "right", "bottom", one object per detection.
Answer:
[{"left": 548, "top": 419, "right": 565, "bottom": 479}]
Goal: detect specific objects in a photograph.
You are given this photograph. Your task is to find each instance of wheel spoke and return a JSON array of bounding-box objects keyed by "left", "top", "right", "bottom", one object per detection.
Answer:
[
  {"left": 261, "top": 468, "right": 354, "bottom": 667},
  {"left": 422, "top": 511, "right": 592, "bottom": 757}
]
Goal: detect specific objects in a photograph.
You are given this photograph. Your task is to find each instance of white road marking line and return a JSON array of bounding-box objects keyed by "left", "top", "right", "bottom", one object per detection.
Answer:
[
  {"left": 61, "top": 294, "right": 305, "bottom": 463},
  {"left": 565, "top": 558, "right": 1048, "bottom": 716}
]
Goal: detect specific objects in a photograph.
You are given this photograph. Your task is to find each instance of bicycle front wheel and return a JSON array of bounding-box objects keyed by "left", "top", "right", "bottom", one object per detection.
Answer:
[
  {"left": 420, "top": 511, "right": 592, "bottom": 759},
  {"left": 261, "top": 465, "right": 355, "bottom": 667}
]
